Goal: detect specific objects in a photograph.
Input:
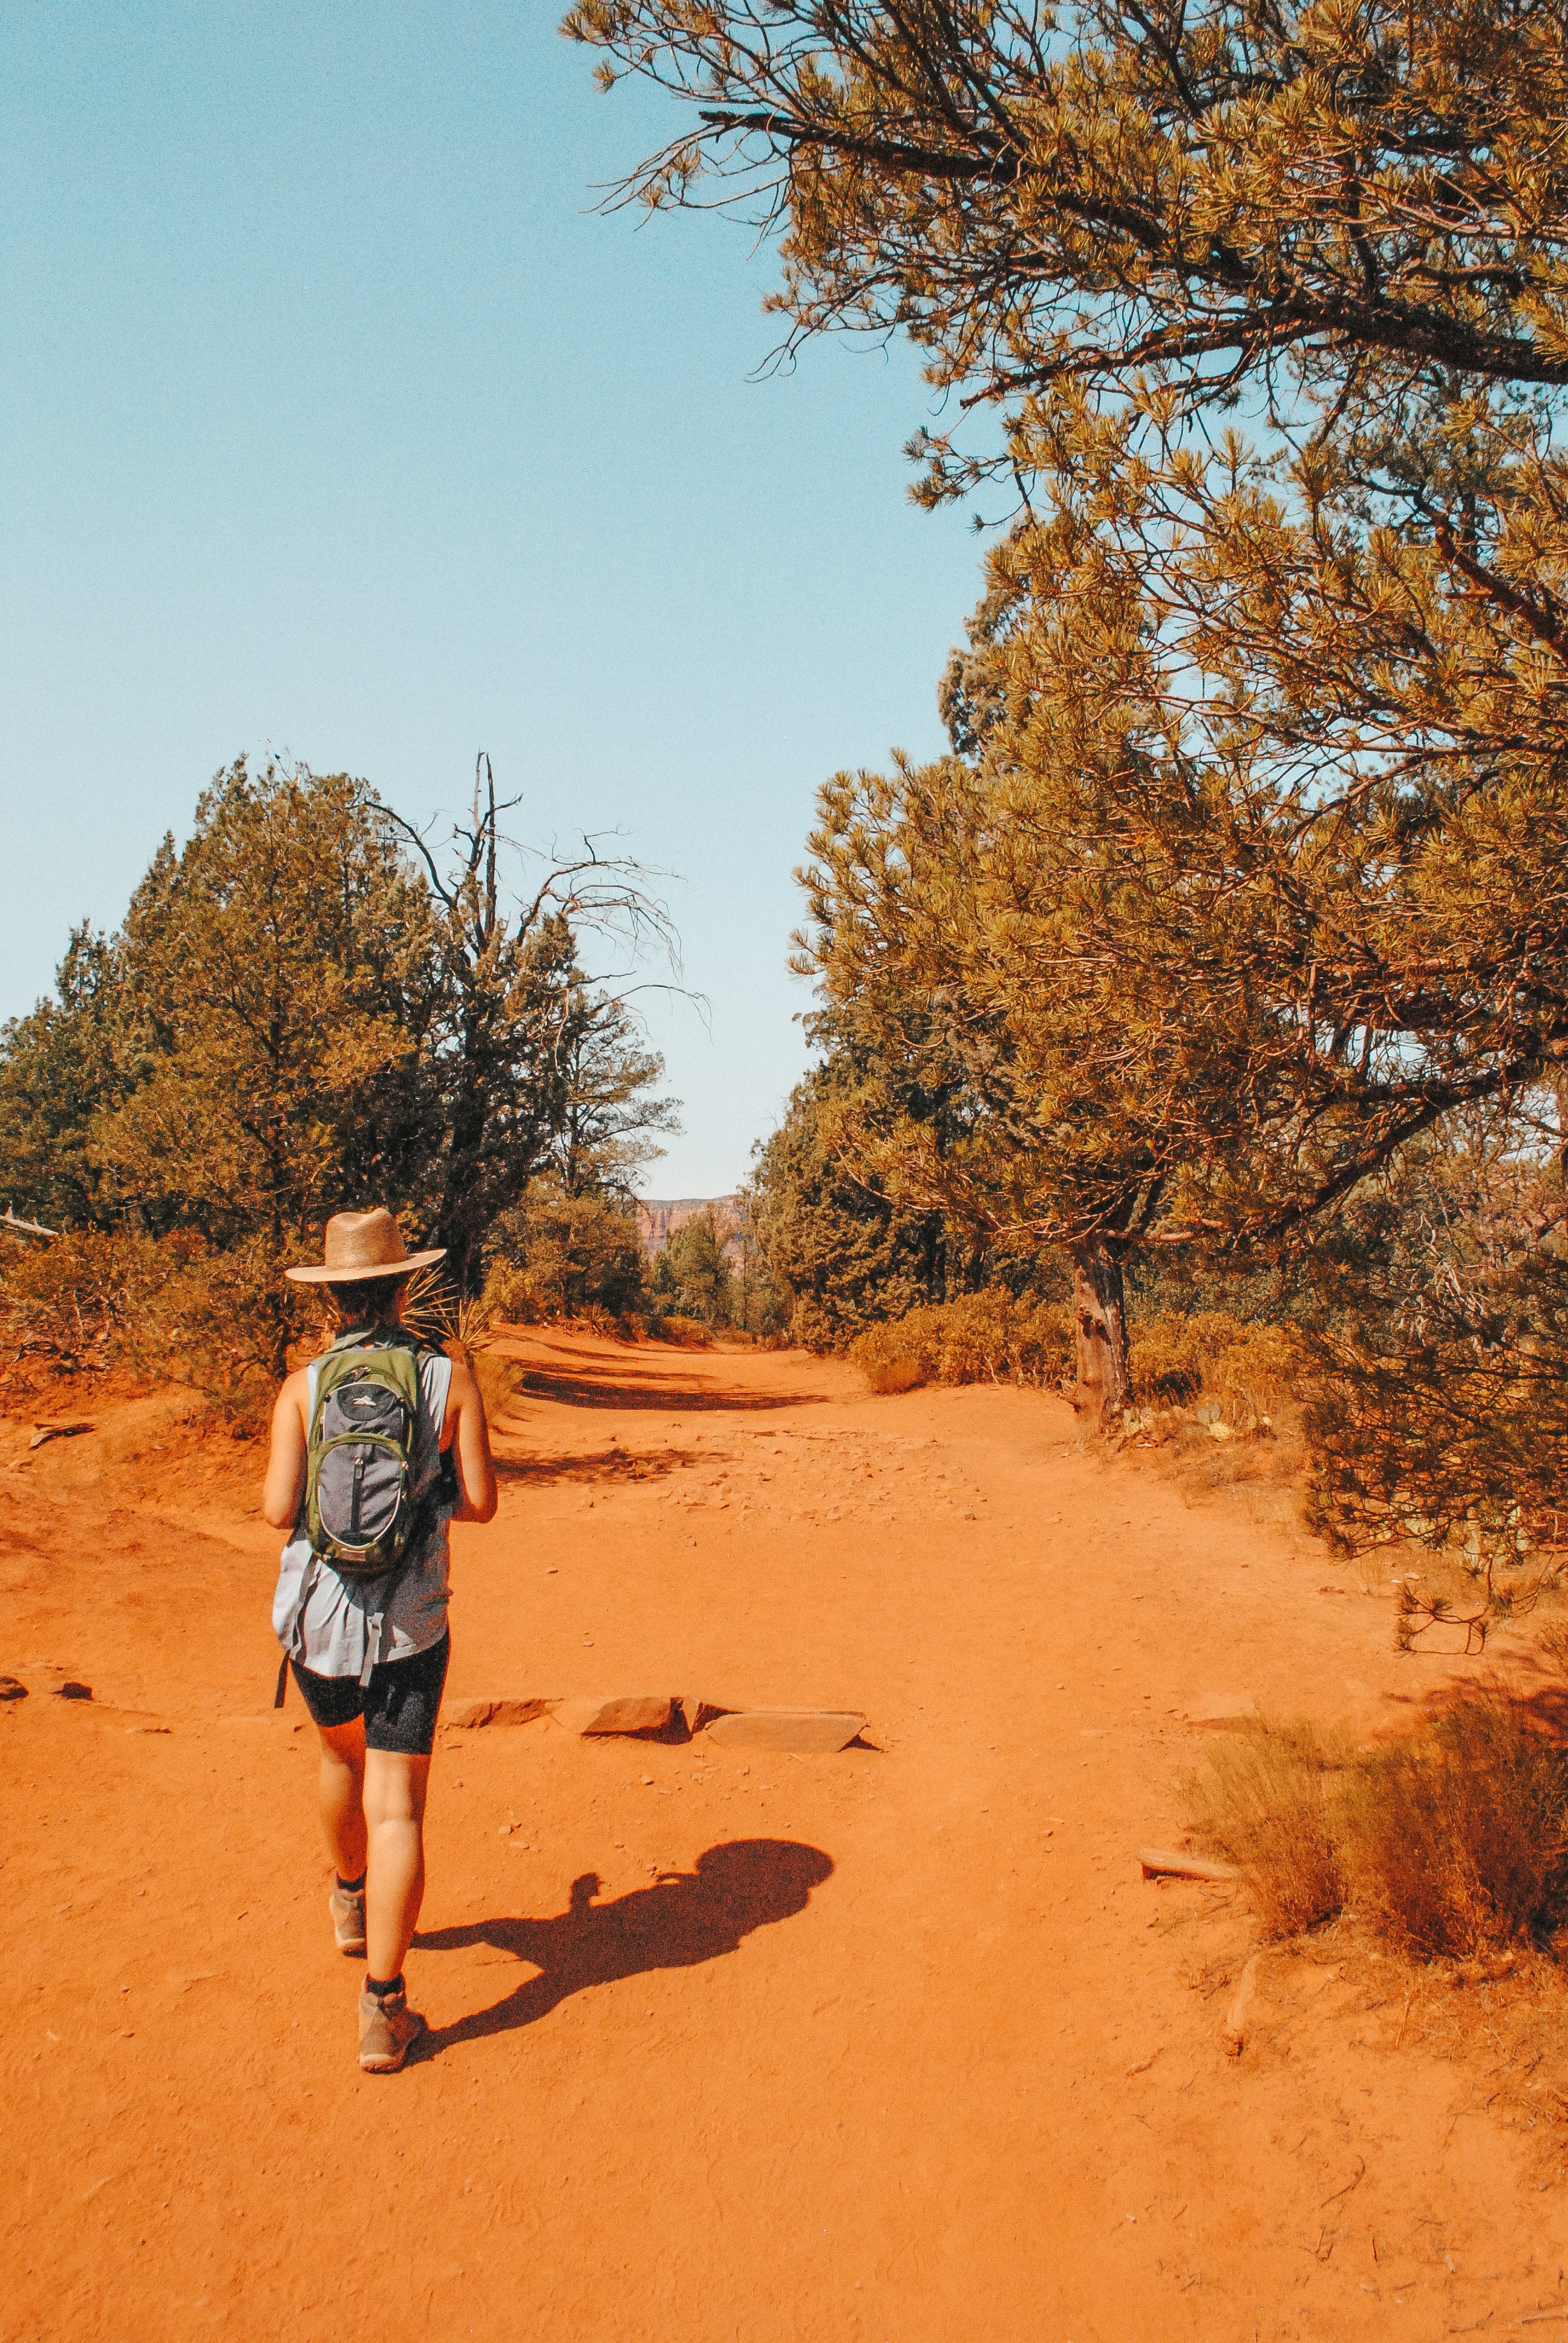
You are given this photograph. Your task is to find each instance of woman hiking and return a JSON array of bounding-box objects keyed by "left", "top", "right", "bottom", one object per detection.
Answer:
[{"left": 263, "top": 1208, "right": 498, "bottom": 2073}]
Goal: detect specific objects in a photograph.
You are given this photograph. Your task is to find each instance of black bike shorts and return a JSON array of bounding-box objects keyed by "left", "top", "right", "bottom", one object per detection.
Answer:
[{"left": 290, "top": 1633, "right": 450, "bottom": 1756}]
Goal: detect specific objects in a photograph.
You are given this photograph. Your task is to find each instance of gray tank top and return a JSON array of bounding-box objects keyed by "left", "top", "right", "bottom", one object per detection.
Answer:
[{"left": 272, "top": 1347, "right": 454, "bottom": 1683}]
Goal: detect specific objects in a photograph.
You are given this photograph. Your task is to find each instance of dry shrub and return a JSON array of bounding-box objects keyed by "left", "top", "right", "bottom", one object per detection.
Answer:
[
  {"left": 644, "top": 1314, "right": 715, "bottom": 1349},
  {"left": 1187, "top": 1696, "right": 1568, "bottom": 1958},
  {"left": 1123, "top": 1314, "right": 1308, "bottom": 1517},
  {"left": 849, "top": 1294, "right": 1303, "bottom": 1426},
  {"left": 1131, "top": 1310, "right": 1302, "bottom": 1429},
  {"left": 0, "top": 1228, "right": 292, "bottom": 1432},
  {"left": 1154, "top": 1406, "right": 1308, "bottom": 1519},
  {"left": 1186, "top": 1718, "right": 1347, "bottom": 1937},
  {"left": 848, "top": 1291, "right": 1073, "bottom": 1394},
  {"left": 1342, "top": 1697, "right": 1568, "bottom": 1958},
  {"left": 849, "top": 1317, "right": 935, "bottom": 1392},
  {"left": 0, "top": 1228, "right": 146, "bottom": 1384}
]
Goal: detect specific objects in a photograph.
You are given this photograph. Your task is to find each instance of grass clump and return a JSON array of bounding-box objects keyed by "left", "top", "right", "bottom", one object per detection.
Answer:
[
  {"left": 1344, "top": 1699, "right": 1568, "bottom": 1958},
  {"left": 1188, "top": 1695, "right": 1568, "bottom": 1958},
  {"left": 1186, "top": 1718, "right": 1347, "bottom": 1937}
]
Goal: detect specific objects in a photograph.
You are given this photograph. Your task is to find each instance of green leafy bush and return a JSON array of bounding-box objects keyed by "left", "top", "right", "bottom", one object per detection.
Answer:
[
  {"left": 648, "top": 1207, "right": 733, "bottom": 1325},
  {"left": 746, "top": 1063, "right": 969, "bottom": 1353},
  {"left": 483, "top": 1180, "right": 650, "bottom": 1324}
]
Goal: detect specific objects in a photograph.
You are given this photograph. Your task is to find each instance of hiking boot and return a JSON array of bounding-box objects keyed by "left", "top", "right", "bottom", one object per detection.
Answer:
[
  {"left": 358, "top": 1984, "right": 426, "bottom": 2074},
  {"left": 329, "top": 1882, "right": 367, "bottom": 1957}
]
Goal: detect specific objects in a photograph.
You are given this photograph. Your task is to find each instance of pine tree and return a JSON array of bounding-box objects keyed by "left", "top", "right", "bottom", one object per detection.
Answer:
[
  {"left": 0, "top": 926, "right": 123, "bottom": 1231},
  {"left": 748, "top": 1061, "right": 957, "bottom": 1351},
  {"left": 567, "top": 1, "right": 1568, "bottom": 441}
]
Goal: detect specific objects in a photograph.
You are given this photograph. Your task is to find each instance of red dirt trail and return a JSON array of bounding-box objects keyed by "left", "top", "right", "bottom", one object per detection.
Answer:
[{"left": 4, "top": 1329, "right": 1567, "bottom": 2341}]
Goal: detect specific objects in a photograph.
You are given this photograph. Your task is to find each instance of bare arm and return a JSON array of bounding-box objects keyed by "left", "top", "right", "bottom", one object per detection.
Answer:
[
  {"left": 262, "top": 1370, "right": 311, "bottom": 1530},
  {"left": 442, "top": 1359, "right": 498, "bottom": 1524}
]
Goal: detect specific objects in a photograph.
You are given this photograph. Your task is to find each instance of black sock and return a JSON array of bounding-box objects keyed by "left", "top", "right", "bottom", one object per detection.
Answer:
[
  {"left": 336, "top": 1872, "right": 365, "bottom": 1894},
  {"left": 365, "top": 1973, "right": 403, "bottom": 1999}
]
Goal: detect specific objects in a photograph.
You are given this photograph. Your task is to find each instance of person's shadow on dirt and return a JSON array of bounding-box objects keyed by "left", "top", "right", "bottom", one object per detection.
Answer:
[{"left": 411, "top": 1838, "right": 834, "bottom": 2055}]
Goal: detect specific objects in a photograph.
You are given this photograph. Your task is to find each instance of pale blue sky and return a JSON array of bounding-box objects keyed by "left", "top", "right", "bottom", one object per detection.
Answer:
[{"left": 1, "top": 3, "right": 986, "bottom": 1193}]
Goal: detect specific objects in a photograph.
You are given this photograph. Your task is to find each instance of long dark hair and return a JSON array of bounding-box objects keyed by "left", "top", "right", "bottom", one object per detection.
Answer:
[{"left": 328, "top": 1274, "right": 410, "bottom": 1329}]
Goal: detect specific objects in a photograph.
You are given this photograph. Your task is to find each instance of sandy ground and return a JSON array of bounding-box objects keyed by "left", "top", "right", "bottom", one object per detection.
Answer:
[{"left": 4, "top": 1328, "right": 1568, "bottom": 2341}]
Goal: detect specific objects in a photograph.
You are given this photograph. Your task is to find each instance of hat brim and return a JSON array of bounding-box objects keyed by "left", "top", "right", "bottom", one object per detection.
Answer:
[{"left": 285, "top": 1246, "right": 446, "bottom": 1285}]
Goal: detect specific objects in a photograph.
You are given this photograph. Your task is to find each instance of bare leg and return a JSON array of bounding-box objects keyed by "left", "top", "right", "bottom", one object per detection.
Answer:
[
  {"left": 315, "top": 1718, "right": 368, "bottom": 1880},
  {"left": 362, "top": 1750, "right": 431, "bottom": 1981}
]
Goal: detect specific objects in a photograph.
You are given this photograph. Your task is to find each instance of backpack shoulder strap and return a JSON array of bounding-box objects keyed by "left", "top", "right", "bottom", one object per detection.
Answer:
[
  {"left": 312, "top": 1335, "right": 421, "bottom": 1417},
  {"left": 325, "top": 1323, "right": 440, "bottom": 1363},
  {"left": 325, "top": 1323, "right": 376, "bottom": 1356}
]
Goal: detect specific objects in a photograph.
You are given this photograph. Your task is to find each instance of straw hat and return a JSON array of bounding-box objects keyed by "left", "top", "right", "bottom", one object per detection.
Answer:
[{"left": 284, "top": 1207, "right": 445, "bottom": 1286}]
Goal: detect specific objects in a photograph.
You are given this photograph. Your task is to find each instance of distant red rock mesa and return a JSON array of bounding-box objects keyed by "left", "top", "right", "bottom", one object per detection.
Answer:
[{"left": 635, "top": 1196, "right": 741, "bottom": 1259}]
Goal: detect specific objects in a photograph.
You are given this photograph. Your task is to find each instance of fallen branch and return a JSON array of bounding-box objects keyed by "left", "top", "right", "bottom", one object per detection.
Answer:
[
  {"left": 1, "top": 1207, "right": 57, "bottom": 1242},
  {"left": 1224, "top": 1953, "right": 1263, "bottom": 2055},
  {"left": 1397, "top": 1555, "right": 1566, "bottom": 1656},
  {"left": 1318, "top": 2157, "right": 1366, "bottom": 2209},
  {"left": 1138, "top": 1847, "right": 1238, "bottom": 1883}
]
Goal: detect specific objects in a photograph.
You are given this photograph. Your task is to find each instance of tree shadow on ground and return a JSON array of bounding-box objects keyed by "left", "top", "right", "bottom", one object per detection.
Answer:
[
  {"left": 501, "top": 1349, "right": 825, "bottom": 1414},
  {"left": 491, "top": 1444, "right": 705, "bottom": 1489},
  {"left": 1374, "top": 1663, "right": 1568, "bottom": 1748},
  {"left": 1476, "top": 1668, "right": 1568, "bottom": 1746},
  {"left": 411, "top": 1839, "right": 834, "bottom": 2056}
]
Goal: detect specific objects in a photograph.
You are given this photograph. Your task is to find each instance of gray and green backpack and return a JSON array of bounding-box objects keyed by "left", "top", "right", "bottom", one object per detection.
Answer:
[{"left": 304, "top": 1326, "right": 428, "bottom": 1577}]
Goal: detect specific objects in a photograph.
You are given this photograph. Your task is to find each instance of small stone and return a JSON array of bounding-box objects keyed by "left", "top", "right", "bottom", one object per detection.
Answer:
[
  {"left": 56, "top": 1681, "right": 93, "bottom": 1702},
  {"left": 447, "top": 1699, "right": 551, "bottom": 1730},
  {"left": 550, "top": 1695, "right": 675, "bottom": 1737},
  {"left": 704, "top": 1709, "right": 866, "bottom": 1754},
  {"left": 677, "top": 1695, "right": 728, "bottom": 1737},
  {"left": 1223, "top": 1953, "right": 1263, "bottom": 2055},
  {"left": 0, "top": 1676, "right": 28, "bottom": 1702},
  {"left": 1187, "top": 1693, "right": 1259, "bottom": 1727}
]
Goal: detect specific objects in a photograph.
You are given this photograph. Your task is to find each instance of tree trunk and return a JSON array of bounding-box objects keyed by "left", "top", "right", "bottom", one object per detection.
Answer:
[
  {"left": 1071, "top": 1235, "right": 1132, "bottom": 1431},
  {"left": 267, "top": 1302, "right": 291, "bottom": 1384}
]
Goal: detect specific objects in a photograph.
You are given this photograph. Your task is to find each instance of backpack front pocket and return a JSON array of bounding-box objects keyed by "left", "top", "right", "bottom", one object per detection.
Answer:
[{"left": 307, "top": 1353, "right": 421, "bottom": 1571}]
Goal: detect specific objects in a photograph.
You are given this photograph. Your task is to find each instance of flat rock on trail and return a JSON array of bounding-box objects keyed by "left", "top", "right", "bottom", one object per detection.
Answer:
[{"left": 3, "top": 1329, "right": 1566, "bottom": 2340}]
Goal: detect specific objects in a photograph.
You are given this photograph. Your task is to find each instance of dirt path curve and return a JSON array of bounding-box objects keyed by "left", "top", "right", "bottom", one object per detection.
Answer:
[{"left": 4, "top": 1330, "right": 1566, "bottom": 2340}]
